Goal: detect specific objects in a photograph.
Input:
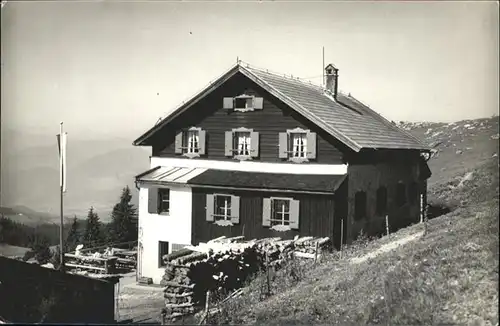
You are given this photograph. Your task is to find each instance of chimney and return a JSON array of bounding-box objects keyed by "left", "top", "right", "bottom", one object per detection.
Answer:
[{"left": 324, "top": 64, "right": 338, "bottom": 99}]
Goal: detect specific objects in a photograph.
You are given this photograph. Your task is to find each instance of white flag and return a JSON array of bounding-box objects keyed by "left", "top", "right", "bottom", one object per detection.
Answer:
[{"left": 57, "top": 125, "right": 67, "bottom": 193}]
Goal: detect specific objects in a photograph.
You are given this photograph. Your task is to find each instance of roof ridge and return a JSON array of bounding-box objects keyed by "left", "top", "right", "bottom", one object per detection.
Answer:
[{"left": 238, "top": 60, "right": 325, "bottom": 91}]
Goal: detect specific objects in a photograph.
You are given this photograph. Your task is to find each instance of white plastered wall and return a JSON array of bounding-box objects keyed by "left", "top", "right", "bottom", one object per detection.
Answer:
[{"left": 138, "top": 184, "right": 192, "bottom": 284}]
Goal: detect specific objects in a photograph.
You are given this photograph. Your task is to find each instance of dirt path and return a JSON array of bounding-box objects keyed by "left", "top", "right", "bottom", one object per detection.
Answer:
[
  {"left": 116, "top": 273, "right": 165, "bottom": 323},
  {"left": 349, "top": 231, "right": 424, "bottom": 264}
]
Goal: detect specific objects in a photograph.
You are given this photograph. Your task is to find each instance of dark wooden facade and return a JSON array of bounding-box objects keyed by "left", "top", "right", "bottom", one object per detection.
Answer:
[
  {"left": 345, "top": 149, "right": 426, "bottom": 242},
  {"left": 191, "top": 186, "right": 348, "bottom": 249},
  {"left": 150, "top": 72, "right": 350, "bottom": 164}
]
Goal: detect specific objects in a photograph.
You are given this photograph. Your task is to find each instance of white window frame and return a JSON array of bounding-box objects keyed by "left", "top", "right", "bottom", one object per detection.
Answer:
[
  {"left": 235, "top": 131, "right": 251, "bottom": 156},
  {"left": 290, "top": 132, "right": 307, "bottom": 158},
  {"left": 186, "top": 130, "right": 199, "bottom": 154},
  {"left": 283, "top": 128, "right": 312, "bottom": 163},
  {"left": 231, "top": 127, "right": 254, "bottom": 160},
  {"left": 270, "top": 197, "right": 292, "bottom": 227},
  {"left": 213, "top": 194, "right": 232, "bottom": 221},
  {"left": 181, "top": 128, "right": 201, "bottom": 158}
]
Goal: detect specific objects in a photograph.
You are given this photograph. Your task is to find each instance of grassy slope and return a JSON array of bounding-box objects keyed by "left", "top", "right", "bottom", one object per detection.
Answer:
[{"left": 213, "top": 117, "right": 499, "bottom": 325}]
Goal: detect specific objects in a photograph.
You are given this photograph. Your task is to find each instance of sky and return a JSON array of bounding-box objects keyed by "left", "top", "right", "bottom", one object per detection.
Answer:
[{"left": 1, "top": 0, "right": 499, "bottom": 142}]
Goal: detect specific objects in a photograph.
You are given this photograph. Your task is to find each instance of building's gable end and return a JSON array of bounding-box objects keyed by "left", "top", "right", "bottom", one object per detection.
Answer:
[{"left": 149, "top": 71, "right": 350, "bottom": 164}]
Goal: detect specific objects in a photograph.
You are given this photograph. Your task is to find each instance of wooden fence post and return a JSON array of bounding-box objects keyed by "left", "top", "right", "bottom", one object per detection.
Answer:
[
  {"left": 385, "top": 215, "right": 390, "bottom": 236},
  {"left": 203, "top": 290, "right": 211, "bottom": 324},
  {"left": 340, "top": 219, "right": 344, "bottom": 259},
  {"left": 314, "top": 242, "right": 319, "bottom": 264},
  {"left": 420, "top": 194, "right": 424, "bottom": 224},
  {"left": 424, "top": 204, "right": 429, "bottom": 236},
  {"left": 265, "top": 251, "right": 271, "bottom": 296}
]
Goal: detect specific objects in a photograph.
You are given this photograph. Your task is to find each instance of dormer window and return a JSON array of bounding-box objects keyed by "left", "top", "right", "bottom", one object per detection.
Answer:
[
  {"left": 174, "top": 127, "right": 206, "bottom": 158},
  {"left": 279, "top": 128, "right": 317, "bottom": 163},
  {"left": 223, "top": 94, "right": 264, "bottom": 112}
]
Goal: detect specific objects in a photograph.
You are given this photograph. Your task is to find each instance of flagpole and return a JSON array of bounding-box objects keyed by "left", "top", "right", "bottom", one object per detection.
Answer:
[{"left": 59, "top": 122, "right": 65, "bottom": 272}]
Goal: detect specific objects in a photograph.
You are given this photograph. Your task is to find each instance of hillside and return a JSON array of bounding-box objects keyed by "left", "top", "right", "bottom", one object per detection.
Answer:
[{"left": 208, "top": 116, "right": 499, "bottom": 325}]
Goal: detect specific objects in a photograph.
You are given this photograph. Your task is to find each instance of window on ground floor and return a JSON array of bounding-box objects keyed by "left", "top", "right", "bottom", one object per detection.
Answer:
[
  {"left": 396, "top": 183, "right": 407, "bottom": 207},
  {"left": 262, "top": 197, "right": 300, "bottom": 230},
  {"left": 271, "top": 198, "right": 291, "bottom": 226},
  {"left": 408, "top": 182, "right": 419, "bottom": 205},
  {"left": 376, "top": 186, "right": 388, "bottom": 215},
  {"left": 206, "top": 194, "right": 240, "bottom": 225},
  {"left": 214, "top": 194, "right": 232, "bottom": 221},
  {"left": 354, "top": 191, "right": 367, "bottom": 221},
  {"left": 158, "top": 241, "right": 169, "bottom": 267}
]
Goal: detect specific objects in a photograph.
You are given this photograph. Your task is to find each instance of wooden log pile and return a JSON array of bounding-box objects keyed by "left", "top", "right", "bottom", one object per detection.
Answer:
[{"left": 160, "top": 235, "right": 330, "bottom": 323}]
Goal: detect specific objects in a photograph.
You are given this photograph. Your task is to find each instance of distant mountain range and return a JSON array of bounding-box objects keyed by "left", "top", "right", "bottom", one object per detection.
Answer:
[{"left": 1, "top": 127, "right": 150, "bottom": 223}]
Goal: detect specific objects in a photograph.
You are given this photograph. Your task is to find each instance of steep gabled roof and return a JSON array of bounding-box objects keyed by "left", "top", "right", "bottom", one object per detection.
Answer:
[{"left": 133, "top": 62, "right": 429, "bottom": 152}]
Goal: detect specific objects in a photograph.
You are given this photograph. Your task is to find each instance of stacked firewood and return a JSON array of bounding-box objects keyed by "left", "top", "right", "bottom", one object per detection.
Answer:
[{"left": 160, "top": 235, "right": 330, "bottom": 323}]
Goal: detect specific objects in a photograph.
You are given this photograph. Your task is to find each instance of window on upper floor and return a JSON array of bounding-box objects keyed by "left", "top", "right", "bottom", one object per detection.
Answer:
[
  {"left": 223, "top": 94, "right": 264, "bottom": 112},
  {"left": 225, "top": 127, "right": 259, "bottom": 160},
  {"left": 262, "top": 197, "right": 300, "bottom": 231},
  {"left": 279, "top": 128, "right": 317, "bottom": 162},
  {"left": 206, "top": 194, "right": 240, "bottom": 226},
  {"left": 376, "top": 186, "right": 388, "bottom": 216},
  {"left": 235, "top": 131, "right": 251, "bottom": 156},
  {"left": 174, "top": 127, "right": 206, "bottom": 158}
]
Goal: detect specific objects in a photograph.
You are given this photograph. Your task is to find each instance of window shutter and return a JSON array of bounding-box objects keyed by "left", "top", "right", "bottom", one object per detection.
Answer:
[
  {"left": 230, "top": 195, "right": 240, "bottom": 224},
  {"left": 175, "top": 132, "right": 183, "bottom": 154},
  {"left": 198, "top": 129, "right": 206, "bottom": 155},
  {"left": 223, "top": 97, "right": 234, "bottom": 110},
  {"left": 148, "top": 187, "right": 158, "bottom": 214},
  {"left": 278, "top": 132, "right": 288, "bottom": 159},
  {"left": 206, "top": 194, "right": 214, "bottom": 222},
  {"left": 250, "top": 131, "right": 259, "bottom": 158},
  {"left": 306, "top": 132, "right": 317, "bottom": 159},
  {"left": 289, "top": 199, "right": 300, "bottom": 230},
  {"left": 262, "top": 198, "right": 271, "bottom": 227},
  {"left": 224, "top": 131, "right": 233, "bottom": 157},
  {"left": 253, "top": 97, "right": 264, "bottom": 110}
]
